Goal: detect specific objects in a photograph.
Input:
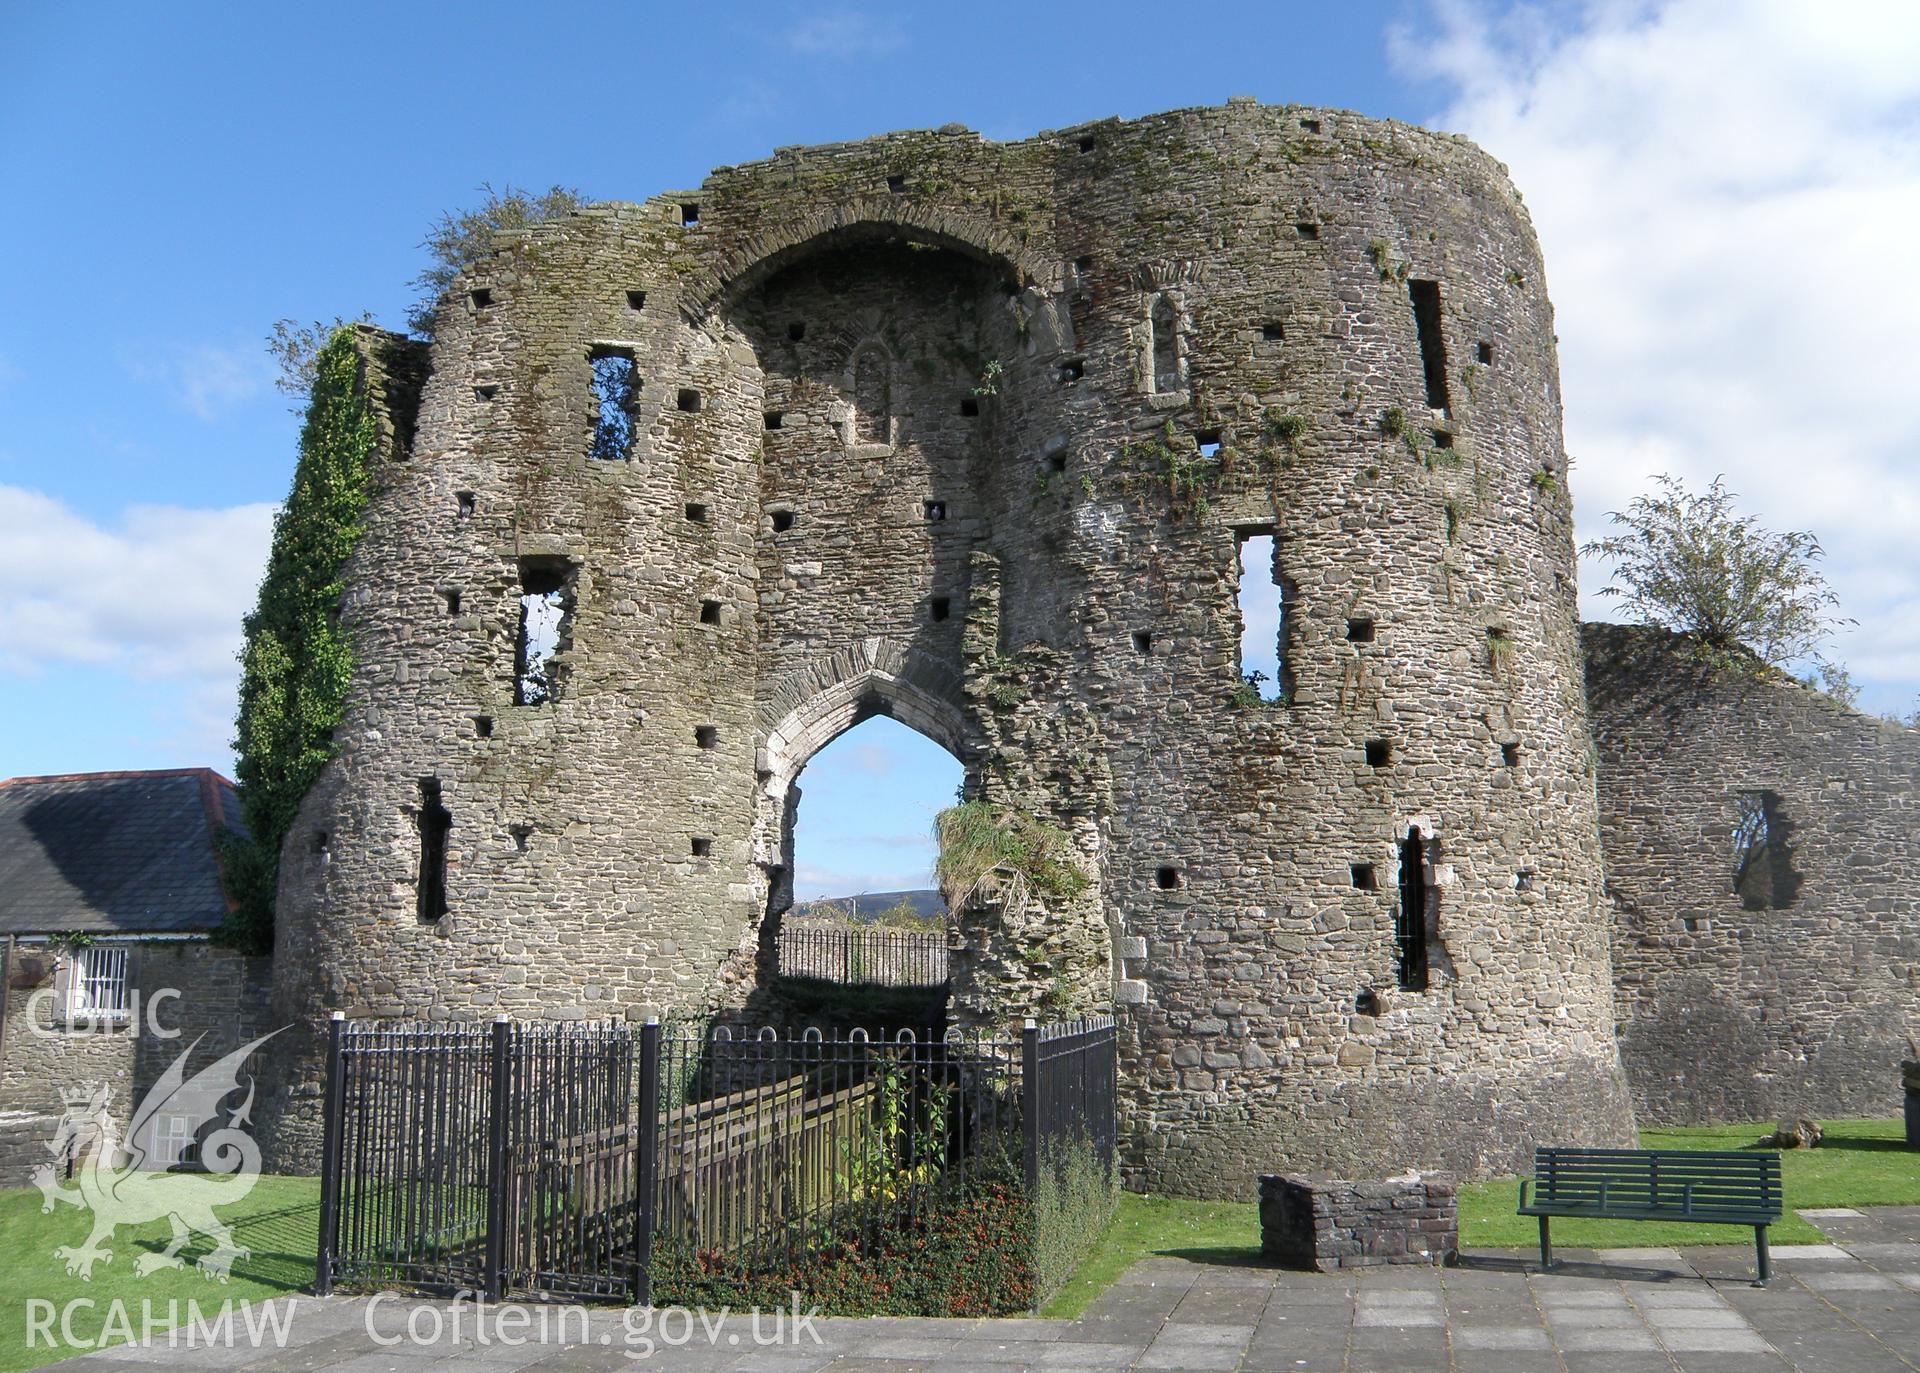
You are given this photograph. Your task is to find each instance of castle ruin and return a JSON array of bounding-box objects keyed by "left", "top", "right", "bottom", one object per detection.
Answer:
[{"left": 253, "top": 100, "right": 1917, "bottom": 1196}]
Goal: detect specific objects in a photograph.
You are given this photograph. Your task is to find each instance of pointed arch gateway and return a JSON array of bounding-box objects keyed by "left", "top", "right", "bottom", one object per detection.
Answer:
[{"left": 747, "top": 640, "right": 979, "bottom": 982}]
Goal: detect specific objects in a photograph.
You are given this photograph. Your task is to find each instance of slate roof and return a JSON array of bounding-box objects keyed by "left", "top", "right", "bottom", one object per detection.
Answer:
[{"left": 0, "top": 769, "right": 243, "bottom": 935}]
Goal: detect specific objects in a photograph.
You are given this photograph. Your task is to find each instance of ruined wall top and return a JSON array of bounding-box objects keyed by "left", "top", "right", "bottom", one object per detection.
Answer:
[{"left": 431, "top": 99, "right": 1540, "bottom": 330}]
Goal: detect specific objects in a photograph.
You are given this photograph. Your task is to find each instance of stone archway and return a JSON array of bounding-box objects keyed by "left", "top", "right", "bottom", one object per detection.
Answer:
[
  {"left": 687, "top": 201, "right": 1058, "bottom": 323},
  {"left": 741, "top": 639, "right": 979, "bottom": 989}
]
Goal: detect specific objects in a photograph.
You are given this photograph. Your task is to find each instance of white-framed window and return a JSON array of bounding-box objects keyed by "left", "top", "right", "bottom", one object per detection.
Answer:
[
  {"left": 57, "top": 945, "right": 130, "bottom": 1024},
  {"left": 146, "top": 1112, "right": 197, "bottom": 1169}
]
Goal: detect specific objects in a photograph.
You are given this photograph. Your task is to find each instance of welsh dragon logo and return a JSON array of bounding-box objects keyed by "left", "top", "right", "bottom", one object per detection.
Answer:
[{"left": 32, "top": 1031, "right": 282, "bottom": 1281}]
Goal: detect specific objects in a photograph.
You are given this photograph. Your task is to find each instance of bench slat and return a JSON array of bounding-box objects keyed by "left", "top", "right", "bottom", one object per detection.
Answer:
[{"left": 1527, "top": 1145, "right": 1781, "bottom": 1223}]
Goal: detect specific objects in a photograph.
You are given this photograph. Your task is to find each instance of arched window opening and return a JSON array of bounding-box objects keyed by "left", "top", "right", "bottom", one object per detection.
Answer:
[
  {"left": 778, "top": 715, "right": 961, "bottom": 989},
  {"left": 853, "top": 347, "right": 890, "bottom": 444},
  {"left": 1732, "top": 789, "right": 1800, "bottom": 910},
  {"left": 1150, "top": 295, "right": 1181, "bottom": 393}
]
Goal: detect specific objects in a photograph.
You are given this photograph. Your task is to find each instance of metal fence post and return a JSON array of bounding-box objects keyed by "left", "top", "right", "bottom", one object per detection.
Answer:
[
  {"left": 484, "top": 1014, "right": 511, "bottom": 1301},
  {"left": 314, "top": 1011, "right": 346, "bottom": 1296},
  {"left": 1021, "top": 1018, "right": 1040, "bottom": 1199},
  {"left": 633, "top": 1017, "right": 661, "bottom": 1307}
]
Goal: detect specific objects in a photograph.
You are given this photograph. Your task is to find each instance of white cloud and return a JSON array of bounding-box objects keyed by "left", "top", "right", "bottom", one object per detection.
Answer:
[
  {"left": 0, "top": 485, "right": 274, "bottom": 684},
  {"left": 1398, "top": 0, "right": 1920, "bottom": 711},
  {"left": 847, "top": 741, "right": 896, "bottom": 777},
  {"left": 126, "top": 342, "right": 272, "bottom": 421},
  {"left": 784, "top": 8, "right": 905, "bottom": 59},
  {"left": 794, "top": 861, "right": 929, "bottom": 901}
]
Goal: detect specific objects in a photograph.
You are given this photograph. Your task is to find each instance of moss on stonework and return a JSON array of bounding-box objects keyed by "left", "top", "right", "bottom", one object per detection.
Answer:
[{"left": 218, "top": 330, "right": 381, "bottom": 954}]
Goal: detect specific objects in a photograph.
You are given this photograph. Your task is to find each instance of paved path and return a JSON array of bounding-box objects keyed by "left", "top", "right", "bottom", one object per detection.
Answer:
[{"left": 49, "top": 1208, "right": 1920, "bottom": 1372}]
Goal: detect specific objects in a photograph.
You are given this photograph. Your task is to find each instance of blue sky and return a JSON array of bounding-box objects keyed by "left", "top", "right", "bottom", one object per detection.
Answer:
[{"left": 5, "top": 1, "right": 1919, "bottom": 897}]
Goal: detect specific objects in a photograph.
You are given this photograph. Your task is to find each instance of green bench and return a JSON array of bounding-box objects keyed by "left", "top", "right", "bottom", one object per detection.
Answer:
[{"left": 1518, "top": 1146, "right": 1784, "bottom": 1284}]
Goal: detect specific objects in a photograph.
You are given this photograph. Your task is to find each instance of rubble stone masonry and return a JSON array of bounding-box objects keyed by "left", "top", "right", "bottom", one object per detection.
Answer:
[{"left": 262, "top": 100, "right": 1639, "bottom": 1192}]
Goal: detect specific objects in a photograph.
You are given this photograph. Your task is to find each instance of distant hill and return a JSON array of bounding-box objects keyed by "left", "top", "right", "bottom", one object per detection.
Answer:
[{"left": 791, "top": 889, "right": 945, "bottom": 925}]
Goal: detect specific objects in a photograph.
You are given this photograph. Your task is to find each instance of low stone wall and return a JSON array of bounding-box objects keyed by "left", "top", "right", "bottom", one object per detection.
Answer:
[
  {"left": 0, "top": 1110, "right": 61, "bottom": 1190},
  {"left": 1260, "top": 1173, "right": 1458, "bottom": 1271}
]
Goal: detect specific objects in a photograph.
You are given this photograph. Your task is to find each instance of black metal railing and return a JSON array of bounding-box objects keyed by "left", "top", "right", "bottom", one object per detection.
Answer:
[
  {"left": 1027, "top": 1016, "right": 1119, "bottom": 1190},
  {"left": 317, "top": 1019, "right": 493, "bottom": 1296},
  {"left": 774, "top": 924, "right": 948, "bottom": 986},
  {"left": 652, "top": 1025, "right": 1020, "bottom": 1282},
  {"left": 315, "top": 1013, "right": 1117, "bottom": 1308}
]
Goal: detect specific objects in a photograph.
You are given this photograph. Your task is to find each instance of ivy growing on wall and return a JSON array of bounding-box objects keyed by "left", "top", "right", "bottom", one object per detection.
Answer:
[{"left": 216, "top": 329, "right": 379, "bottom": 954}]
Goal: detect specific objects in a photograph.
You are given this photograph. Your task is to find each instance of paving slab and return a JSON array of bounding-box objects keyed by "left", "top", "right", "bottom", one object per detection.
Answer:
[
  {"left": 1561, "top": 1354, "right": 1676, "bottom": 1373},
  {"left": 48, "top": 1203, "right": 1920, "bottom": 1373},
  {"left": 1634, "top": 1286, "right": 1730, "bottom": 1307},
  {"left": 1450, "top": 1324, "right": 1553, "bottom": 1350},
  {"left": 1553, "top": 1322, "right": 1662, "bottom": 1350},
  {"left": 1547, "top": 1308, "right": 1648, "bottom": 1331}
]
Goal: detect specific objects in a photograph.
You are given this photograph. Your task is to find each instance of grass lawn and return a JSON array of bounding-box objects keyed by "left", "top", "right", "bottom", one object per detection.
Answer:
[
  {"left": 1043, "top": 1192, "right": 1259, "bottom": 1318},
  {"left": 0, "top": 1174, "right": 319, "bottom": 1373},
  {"left": 1462, "top": 1118, "right": 1920, "bottom": 1249},
  {"left": 1046, "top": 1118, "right": 1918, "bottom": 1319}
]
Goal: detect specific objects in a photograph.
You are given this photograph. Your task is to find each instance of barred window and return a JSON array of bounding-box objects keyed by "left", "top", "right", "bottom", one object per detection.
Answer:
[{"left": 63, "top": 945, "right": 130, "bottom": 1023}]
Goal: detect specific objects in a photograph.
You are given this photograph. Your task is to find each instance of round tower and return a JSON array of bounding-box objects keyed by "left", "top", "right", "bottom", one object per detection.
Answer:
[{"left": 262, "top": 99, "right": 1637, "bottom": 1191}]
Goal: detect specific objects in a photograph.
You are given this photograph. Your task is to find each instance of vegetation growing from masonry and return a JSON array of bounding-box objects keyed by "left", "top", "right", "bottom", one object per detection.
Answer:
[
  {"left": 1486, "top": 628, "right": 1517, "bottom": 681},
  {"left": 218, "top": 330, "right": 380, "bottom": 954},
  {"left": 1122, "top": 421, "right": 1233, "bottom": 521},
  {"left": 1582, "top": 473, "right": 1851, "bottom": 672},
  {"left": 1231, "top": 670, "right": 1289, "bottom": 711},
  {"left": 1367, "top": 237, "right": 1407, "bottom": 282},
  {"left": 268, "top": 186, "right": 586, "bottom": 397},
  {"left": 266, "top": 314, "right": 374, "bottom": 402},
  {"left": 1261, "top": 409, "right": 1307, "bottom": 470},
  {"left": 407, "top": 182, "right": 584, "bottom": 336},
  {"left": 934, "top": 801, "right": 1089, "bottom": 919}
]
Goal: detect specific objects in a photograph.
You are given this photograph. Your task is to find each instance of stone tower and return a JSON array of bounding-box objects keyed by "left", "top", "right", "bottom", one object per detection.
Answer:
[{"left": 264, "top": 99, "right": 1637, "bottom": 1193}]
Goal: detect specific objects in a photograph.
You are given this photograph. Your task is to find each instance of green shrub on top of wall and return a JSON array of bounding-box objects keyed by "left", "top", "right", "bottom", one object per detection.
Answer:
[{"left": 218, "top": 330, "right": 379, "bottom": 955}]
